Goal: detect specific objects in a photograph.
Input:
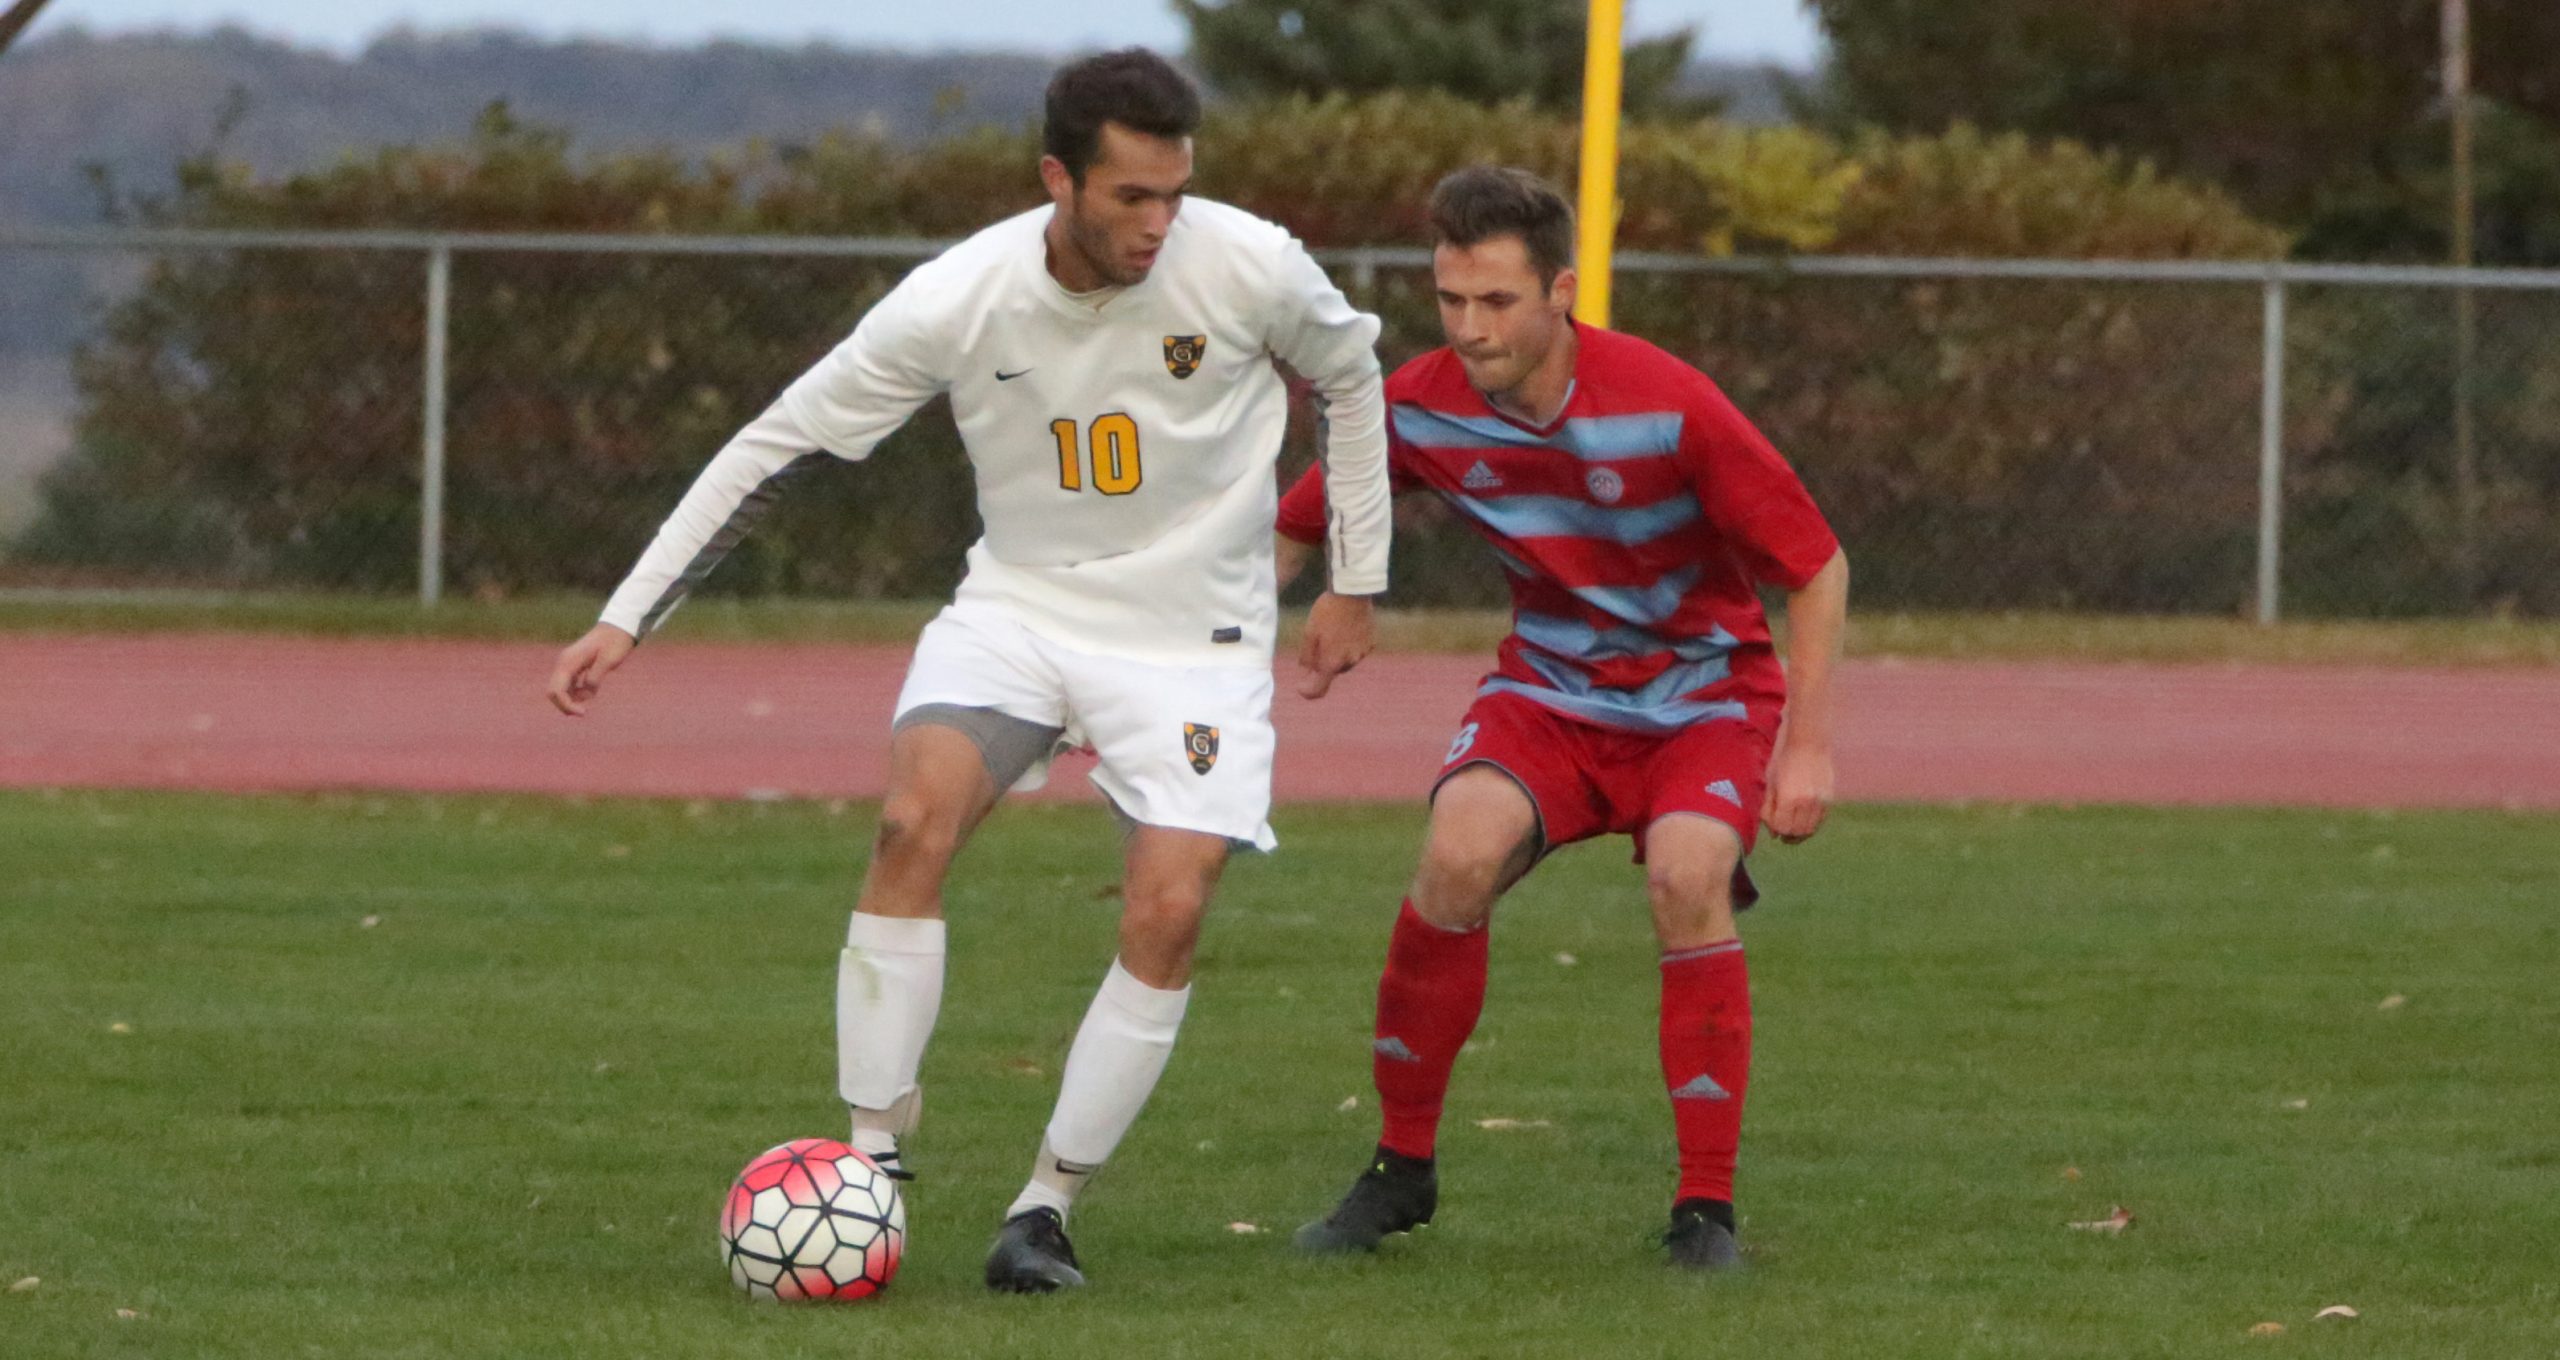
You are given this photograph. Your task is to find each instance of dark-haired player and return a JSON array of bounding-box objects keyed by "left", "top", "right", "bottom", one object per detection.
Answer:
[
  {"left": 545, "top": 48, "right": 1392, "bottom": 1292},
  {"left": 1280, "top": 166, "right": 1847, "bottom": 1271}
]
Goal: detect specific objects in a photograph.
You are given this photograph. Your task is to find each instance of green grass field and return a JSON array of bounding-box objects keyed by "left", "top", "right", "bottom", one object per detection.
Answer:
[{"left": 4, "top": 792, "right": 2556, "bottom": 1358}]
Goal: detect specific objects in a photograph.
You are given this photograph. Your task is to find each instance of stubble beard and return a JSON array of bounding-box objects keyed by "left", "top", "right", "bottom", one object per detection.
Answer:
[{"left": 1065, "top": 208, "right": 1145, "bottom": 288}]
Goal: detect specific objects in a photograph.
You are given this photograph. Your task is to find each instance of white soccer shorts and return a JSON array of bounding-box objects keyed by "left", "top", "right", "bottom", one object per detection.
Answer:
[{"left": 891, "top": 600, "right": 1279, "bottom": 851}]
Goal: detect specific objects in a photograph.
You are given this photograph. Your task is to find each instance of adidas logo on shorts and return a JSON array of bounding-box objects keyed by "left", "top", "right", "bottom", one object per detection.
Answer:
[{"left": 1704, "top": 779, "right": 1742, "bottom": 807}]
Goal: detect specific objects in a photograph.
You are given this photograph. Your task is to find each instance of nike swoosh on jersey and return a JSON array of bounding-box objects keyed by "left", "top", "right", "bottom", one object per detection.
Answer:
[{"left": 995, "top": 369, "right": 1032, "bottom": 381}]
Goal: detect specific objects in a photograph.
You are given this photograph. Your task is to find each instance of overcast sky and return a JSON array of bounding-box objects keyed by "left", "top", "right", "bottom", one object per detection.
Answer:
[{"left": 27, "top": 0, "right": 1826, "bottom": 67}]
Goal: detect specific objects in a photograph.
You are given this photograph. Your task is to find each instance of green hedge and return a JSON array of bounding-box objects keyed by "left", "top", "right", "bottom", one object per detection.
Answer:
[{"left": 36, "top": 98, "right": 2543, "bottom": 616}]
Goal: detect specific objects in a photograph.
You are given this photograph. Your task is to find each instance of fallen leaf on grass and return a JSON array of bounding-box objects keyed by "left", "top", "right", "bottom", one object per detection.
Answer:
[
  {"left": 2377, "top": 994, "right": 2406, "bottom": 1010},
  {"left": 359, "top": 915, "right": 381, "bottom": 929},
  {"left": 2248, "top": 1321, "right": 2285, "bottom": 1337},
  {"left": 2066, "top": 1206, "right": 2134, "bottom": 1234},
  {"left": 108, "top": 1022, "right": 132, "bottom": 1035},
  {"left": 2283, "top": 1098, "right": 2310, "bottom": 1110},
  {"left": 7, "top": 1277, "right": 36, "bottom": 1293},
  {"left": 1001, "top": 1058, "right": 1044, "bottom": 1077},
  {"left": 1553, "top": 952, "right": 1578, "bottom": 967},
  {"left": 2314, "top": 1305, "right": 2360, "bottom": 1321},
  {"left": 1226, "top": 1222, "right": 1261, "bottom": 1235},
  {"left": 1474, "top": 1118, "right": 1552, "bottom": 1131},
  {"left": 1337, "top": 1096, "right": 1360, "bottom": 1112},
  {"left": 2060, "top": 1166, "right": 2081, "bottom": 1181},
  {"left": 115, "top": 1309, "right": 144, "bottom": 1321},
  {"left": 602, "top": 844, "right": 632, "bottom": 860}
]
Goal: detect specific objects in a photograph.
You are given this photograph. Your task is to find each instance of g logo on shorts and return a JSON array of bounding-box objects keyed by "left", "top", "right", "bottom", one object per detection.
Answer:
[{"left": 1184, "top": 722, "right": 1221, "bottom": 775}]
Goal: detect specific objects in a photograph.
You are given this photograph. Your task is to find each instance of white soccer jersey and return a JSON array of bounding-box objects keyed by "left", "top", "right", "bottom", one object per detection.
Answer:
[{"left": 598, "top": 199, "right": 1391, "bottom": 665}]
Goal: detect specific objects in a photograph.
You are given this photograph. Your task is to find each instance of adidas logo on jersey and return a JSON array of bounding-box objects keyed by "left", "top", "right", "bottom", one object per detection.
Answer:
[
  {"left": 1670, "top": 1072, "right": 1732, "bottom": 1101},
  {"left": 1704, "top": 779, "right": 1742, "bottom": 807},
  {"left": 1460, "top": 460, "right": 1503, "bottom": 491}
]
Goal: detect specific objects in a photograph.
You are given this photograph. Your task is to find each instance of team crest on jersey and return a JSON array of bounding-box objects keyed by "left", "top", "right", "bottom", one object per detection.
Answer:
[
  {"left": 1183, "top": 723, "right": 1220, "bottom": 774},
  {"left": 1163, "top": 334, "right": 1207, "bottom": 379},
  {"left": 1586, "top": 466, "right": 1626, "bottom": 504}
]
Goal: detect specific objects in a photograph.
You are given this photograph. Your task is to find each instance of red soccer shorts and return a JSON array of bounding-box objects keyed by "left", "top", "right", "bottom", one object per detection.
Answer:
[{"left": 1432, "top": 689, "right": 1777, "bottom": 906}]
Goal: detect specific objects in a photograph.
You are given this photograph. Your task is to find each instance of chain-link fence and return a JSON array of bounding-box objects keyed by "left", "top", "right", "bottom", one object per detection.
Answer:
[{"left": 5, "top": 227, "right": 2558, "bottom": 617}]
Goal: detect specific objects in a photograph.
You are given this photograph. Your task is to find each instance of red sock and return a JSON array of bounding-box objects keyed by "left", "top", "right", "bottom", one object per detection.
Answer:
[
  {"left": 1372, "top": 900, "right": 1489, "bottom": 1160},
  {"left": 1659, "top": 941, "right": 1751, "bottom": 1204}
]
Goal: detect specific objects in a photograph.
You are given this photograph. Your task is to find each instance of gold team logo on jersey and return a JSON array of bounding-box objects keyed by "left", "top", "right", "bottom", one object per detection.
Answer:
[
  {"left": 1183, "top": 723, "right": 1220, "bottom": 775},
  {"left": 1163, "top": 334, "right": 1207, "bottom": 379}
]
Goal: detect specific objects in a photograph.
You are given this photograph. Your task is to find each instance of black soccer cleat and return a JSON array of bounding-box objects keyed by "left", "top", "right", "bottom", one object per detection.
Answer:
[
  {"left": 864, "top": 1146, "right": 917, "bottom": 1183},
  {"left": 1663, "top": 1198, "right": 1743, "bottom": 1272},
  {"left": 1294, "top": 1146, "right": 1438, "bottom": 1255},
  {"left": 984, "top": 1207, "right": 1086, "bottom": 1293}
]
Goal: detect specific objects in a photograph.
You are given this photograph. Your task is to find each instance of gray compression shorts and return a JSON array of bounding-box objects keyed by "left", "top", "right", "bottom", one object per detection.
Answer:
[{"left": 892, "top": 702, "right": 1067, "bottom": 793}]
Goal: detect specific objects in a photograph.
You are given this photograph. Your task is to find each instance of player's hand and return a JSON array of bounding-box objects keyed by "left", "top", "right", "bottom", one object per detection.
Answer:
[
  {"left": 1761, "top": 742, "right": 1833, "bottom": 844},
  {"left": 546, "top": 623, "right": 637, "bottom": 716},
  {"left": 1296, "top": 592, "right": 1376, "bottom": 699}
]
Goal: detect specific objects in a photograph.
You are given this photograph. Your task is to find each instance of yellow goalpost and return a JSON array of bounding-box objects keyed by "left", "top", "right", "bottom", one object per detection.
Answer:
[{"left": 1575, "top": 0, "right": 1625, "bottom": 327}]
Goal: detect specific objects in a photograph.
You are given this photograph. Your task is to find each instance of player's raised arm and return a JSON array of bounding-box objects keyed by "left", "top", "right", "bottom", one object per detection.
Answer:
[
  {"left": 1263, "top": 240, "right": 1388, "bottom": 698},
  {"left": 546, "top": 279, "right": 951, "bottom": 716}
]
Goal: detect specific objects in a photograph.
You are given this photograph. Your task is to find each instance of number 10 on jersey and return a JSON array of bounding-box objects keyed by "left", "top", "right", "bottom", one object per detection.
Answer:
[{"left": 1051, "top": 414, "right": 1143, "bottom": 495}]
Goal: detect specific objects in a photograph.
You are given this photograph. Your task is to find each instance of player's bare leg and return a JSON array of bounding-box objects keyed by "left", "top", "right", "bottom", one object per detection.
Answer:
[
  {"left": 1408, "top": 766, "right": 1542, "bottom": 930},
  {"left": 855, "top": 721, "right": 1007, "bottom": 920},
  {"left": 1643, "top": 814, "right": 1744, "bottom": 951},
  {"left": 989, "top": 824, "right": 1227, "bottom": 1293},
  {"left": 1298, "top": 766, "right": 1539, "bottom": 1254},
  {"left": 838, "top": 720, "right": 1009, "bottom": 1178},
  {"left": 1644, "top": 814, "right": 1751, "bottom": 1272},
  {"left": 1113, "top": 823, "right": 1228, "bottom": 988}
]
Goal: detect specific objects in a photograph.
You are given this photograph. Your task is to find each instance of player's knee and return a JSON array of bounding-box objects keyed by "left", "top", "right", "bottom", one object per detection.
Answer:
[
  {"left": 873, "top": 794, "right": 963, "bottom": 870},
  {"left": 1644, "top": 856, "right": 1734, "bottom": 918},
  {"left": 1126, "top": 876, "right": 1211, "bottom": 926},
  {"left": 1412, "top": 835, "right": 1508, "bottom": 924},
  {"left": 1119, "top": 879, "right": 1209, "bottom": 963}
]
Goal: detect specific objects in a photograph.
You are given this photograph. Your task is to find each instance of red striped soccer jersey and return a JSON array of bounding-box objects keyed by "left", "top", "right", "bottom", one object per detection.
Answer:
[{"left": 1277, "top": 323, "right": 1837, "bottom": 734}]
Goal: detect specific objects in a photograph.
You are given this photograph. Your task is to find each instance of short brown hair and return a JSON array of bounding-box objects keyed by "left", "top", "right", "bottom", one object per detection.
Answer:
[
  {"left": 1044, "top": 49, "right": 1202, "bottom": 184},
  {"left": 1428, "top": 166, "right": 1575, "bottom": 287}
]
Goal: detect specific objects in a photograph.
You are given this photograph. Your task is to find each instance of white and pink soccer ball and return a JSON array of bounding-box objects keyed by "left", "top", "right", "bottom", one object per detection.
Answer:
[{"left": 720, "top": 1138, "right": 905, "bottom": 1301}]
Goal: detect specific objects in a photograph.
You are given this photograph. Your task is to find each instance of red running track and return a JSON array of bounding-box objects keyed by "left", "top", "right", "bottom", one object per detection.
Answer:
[{"left": 3, "top": 634, "right": 2556, "bottom": 809}]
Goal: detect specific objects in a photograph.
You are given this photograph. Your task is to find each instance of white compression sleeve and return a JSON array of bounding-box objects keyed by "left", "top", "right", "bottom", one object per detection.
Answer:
[
  {"left": 1042, "top": 958, "right": 1192, "bottom": 1168},
  {"left": 837, "top": 912, "right": 947, "bottom": 1133}
]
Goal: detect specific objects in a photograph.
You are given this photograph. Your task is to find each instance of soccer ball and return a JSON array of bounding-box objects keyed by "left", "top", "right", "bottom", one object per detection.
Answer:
[{"left": 719, "top": 1138, "right": 905, "bottom": 1301}]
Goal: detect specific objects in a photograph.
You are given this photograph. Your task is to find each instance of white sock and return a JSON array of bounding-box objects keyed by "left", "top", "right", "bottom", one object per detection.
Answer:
[
  {"left": 838, "top": 912, "right": 945, "bottom": 1159},
  {"left": 1007, "top": 958, "right": 1190, "bottom": 1222}
]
